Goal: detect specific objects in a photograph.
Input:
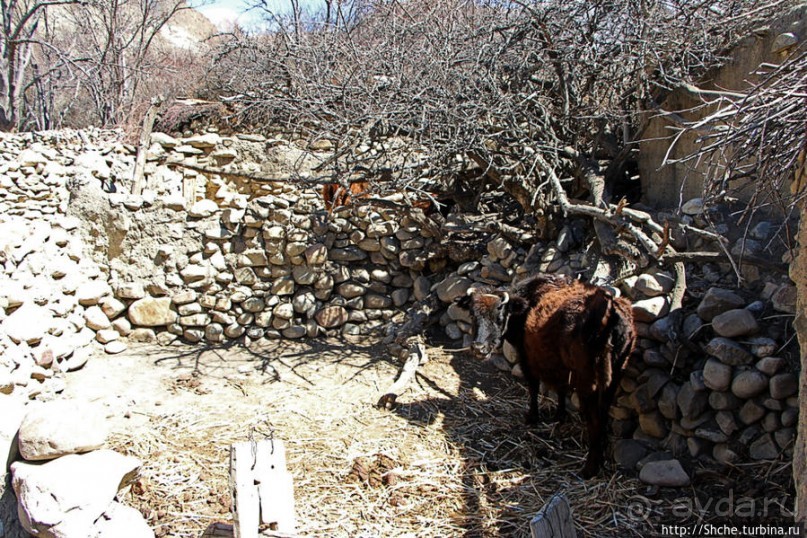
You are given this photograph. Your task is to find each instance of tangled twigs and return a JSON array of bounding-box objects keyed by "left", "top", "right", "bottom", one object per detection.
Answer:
[{"left": 664, "top": 46, "right": 807, "bottom": 218}]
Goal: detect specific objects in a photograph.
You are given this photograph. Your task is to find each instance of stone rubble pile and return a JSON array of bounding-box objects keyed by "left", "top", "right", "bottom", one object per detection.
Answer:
[
  {"left": 0, "top": 130, "right": 128, "bottom": 402},
  {"left": 6, "top": 399, "right": 151, "bottom": 537}
]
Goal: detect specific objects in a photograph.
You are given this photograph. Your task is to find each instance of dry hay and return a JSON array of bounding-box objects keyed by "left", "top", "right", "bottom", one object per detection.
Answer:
[{"left": 99, "top": 339, "right": 794, "bottom": 537}]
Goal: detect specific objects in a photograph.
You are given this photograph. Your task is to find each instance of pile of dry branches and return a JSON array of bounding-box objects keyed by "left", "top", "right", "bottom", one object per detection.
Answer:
[{"left": 205, "top": 0, "right": 800, "bottom": 278}]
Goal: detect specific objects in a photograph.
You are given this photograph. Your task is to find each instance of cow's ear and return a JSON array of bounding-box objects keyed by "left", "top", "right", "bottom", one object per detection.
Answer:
[
  {"left": 507, "top": 296, "right": 529, "bottom": 316},
  {"left": 454, "top": 294, "right": 472, "bottom": 309}
]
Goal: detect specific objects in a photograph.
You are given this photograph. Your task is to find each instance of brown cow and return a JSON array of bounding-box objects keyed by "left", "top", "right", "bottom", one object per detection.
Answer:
[
  {"left": 456, "top": 273, "right": 636, "bottom": 478},
  {"left": 322, "top": 180, "right": 453, "bottom": 216},
  {"left": 321, "top": 181, "right": 371, "bottom": 213}
]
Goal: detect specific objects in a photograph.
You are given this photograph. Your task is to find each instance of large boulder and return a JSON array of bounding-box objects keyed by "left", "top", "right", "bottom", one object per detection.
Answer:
[
  {"left": 696, "top": 288, "right": 744, "bottom": 321},
  {"left": 314, "top": 306, "right": 349, "bottom": 328},
  {"left": 434, "top": 275, "right": 473, "bottom": 303},
  {"left": 632, "top": 297, "right": 670, "bottom": 322},
  {"left": 731, "top": 370, "right": 769, "bottom": 399},
  {"left": 711, "top": 309, "right": 758, "bottom": 338},
  {"left": 11, "top": 450, "right": 141, "bottom": 538},
  {"left": 17, "top": 400, "right": 109, "bottom": 461},
  {"left": 2, "top": 303, "right": 54, "bottom": 344},
  {"left": 703, "top": 359, "right": 732, "bottom": 392},
  {"left": 705, "top": 337, "right": 753, "bottom": 366},
  {"left": 639, "top": 459, "right": 690, "bottom": 487},
  {"left": 188, "top": 199, "right": 219, "bottom": 218}
]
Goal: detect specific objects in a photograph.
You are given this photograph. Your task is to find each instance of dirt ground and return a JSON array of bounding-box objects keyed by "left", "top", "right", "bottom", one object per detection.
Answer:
[{"left": 61, "top": 338, "right": 795, "bottom": 538}]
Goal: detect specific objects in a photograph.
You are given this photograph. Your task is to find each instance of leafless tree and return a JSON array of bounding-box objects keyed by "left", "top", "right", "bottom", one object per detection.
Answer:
[
  {"left": 59, "top": 0, "right": 193, "bottom": 127},
  {"left": 247, "top": 0, "right": 366, "bottom": 36},
  {"left": 2, "top": 0, "right": 208, "bottom": 130},
  {"left": 0, "top": 0, "right": 82, "bottom": 130}
]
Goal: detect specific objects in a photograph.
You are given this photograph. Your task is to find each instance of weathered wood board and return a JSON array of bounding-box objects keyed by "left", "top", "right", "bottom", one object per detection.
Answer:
[
  {"left": 230, "top": 439, "right": 296, "bottom": 538},
  {"left": 530, "top": 494, "right": 577, "bottom": 538}
]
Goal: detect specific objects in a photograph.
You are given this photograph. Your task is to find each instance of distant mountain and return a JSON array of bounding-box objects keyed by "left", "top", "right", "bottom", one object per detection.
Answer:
[{"left": 158, "top": 3, "right": 219, "bottom": 52}]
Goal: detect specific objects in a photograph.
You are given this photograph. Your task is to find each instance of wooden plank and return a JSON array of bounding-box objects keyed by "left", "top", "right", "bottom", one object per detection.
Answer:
[
  {"left": 230, "top": 442, "right": 260, "bottom": 538},
  {"left": 255, "top": 439, "right": 297, "bottom": 533},
  {"left": 183, "top": 173, "right": 197, "bottom": 206},
  {"left": 530, "top": 494, "right": 577, "bottom": 538}
]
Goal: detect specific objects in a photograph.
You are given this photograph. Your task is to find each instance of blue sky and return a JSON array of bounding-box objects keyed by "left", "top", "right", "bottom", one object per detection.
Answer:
[{"left": 191, "top": 0, "right": 320, "bottom": 30}]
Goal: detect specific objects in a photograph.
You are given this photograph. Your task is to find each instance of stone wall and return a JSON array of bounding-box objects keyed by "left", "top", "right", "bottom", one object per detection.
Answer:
[
  {"left": 83, "top": 189, "right": 438, "bottom": 347},
  {"left": 0, "top": 128, "right": 801, "bottom": 521},
  {"left": 0, "top": 128, "right": 450, "bottom": 391}
]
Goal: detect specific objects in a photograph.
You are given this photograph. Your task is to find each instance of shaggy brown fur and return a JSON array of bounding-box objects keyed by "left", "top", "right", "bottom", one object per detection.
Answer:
[
  {"left": 322, "top": 181, "right": 371, "bottom": 213},
  {"left": 322, "top": 181, "right": 444, "bottom": 215},
  {"left": 459, "top": 273, "right": 636, "bottom": 478}
]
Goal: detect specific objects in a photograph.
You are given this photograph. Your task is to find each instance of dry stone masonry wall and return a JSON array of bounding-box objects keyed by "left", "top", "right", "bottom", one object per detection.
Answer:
[
  {"left": 0, "top": 128, "right": 801, "bottom": 535},
  {"left": 436, "top": 225, "right": 799, "bottom": 485}
]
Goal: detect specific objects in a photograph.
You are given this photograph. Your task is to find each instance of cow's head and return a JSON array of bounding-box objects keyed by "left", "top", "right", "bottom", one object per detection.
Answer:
[{"left": 455, "top": 287, "right": 516, "bottom": 359}]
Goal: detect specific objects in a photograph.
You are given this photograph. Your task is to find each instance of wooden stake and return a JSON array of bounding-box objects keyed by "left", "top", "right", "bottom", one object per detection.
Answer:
[
  {"left": 530, "top": 494, "right": 577, "bottom": 538},
  {"left": 131, "top": 96, "right": 163, "bottom": 196}
]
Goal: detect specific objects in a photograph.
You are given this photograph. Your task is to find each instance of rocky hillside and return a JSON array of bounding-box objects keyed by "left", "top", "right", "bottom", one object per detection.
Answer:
[{"left": 157, "top": 3, "right": 219, "bottom": 52}]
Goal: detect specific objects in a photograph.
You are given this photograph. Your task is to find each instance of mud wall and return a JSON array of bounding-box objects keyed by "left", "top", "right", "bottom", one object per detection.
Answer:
[
  {"left": 791, "top": 211, "right": 807, "bottom": 525},
  {"left": 638, "top": 3, "right": 806, "bottom": 207}
]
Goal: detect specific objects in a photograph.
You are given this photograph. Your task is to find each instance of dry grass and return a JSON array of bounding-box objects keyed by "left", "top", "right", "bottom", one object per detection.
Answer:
[{"left": 90, "top": 339, "right": 794, "bottom": 537}]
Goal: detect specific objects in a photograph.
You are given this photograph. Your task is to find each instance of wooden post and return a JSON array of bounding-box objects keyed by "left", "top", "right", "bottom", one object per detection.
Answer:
[
  {"left": 230, "top": 442, "right": 260, "bottom": 538},
  {"left": 131, "top": 96, "right": 163, "bottom": 196},
  {"left": 530, "top": 494, "right": 577, "bottom": 538},
  {"left": 255, "top": 440, "right": 296, "bottom": 532},
  {"left": 230, "top": 439, "right": 296, "bottom": 538}
]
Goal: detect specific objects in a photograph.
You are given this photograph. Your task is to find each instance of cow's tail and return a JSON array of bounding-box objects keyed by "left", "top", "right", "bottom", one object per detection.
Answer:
[{"left": 582, "top": 290, "right": 633, "bottom": 392}]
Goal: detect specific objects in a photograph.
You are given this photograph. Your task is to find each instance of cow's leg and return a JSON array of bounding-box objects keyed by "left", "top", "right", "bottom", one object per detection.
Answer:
[
  {"left": 525, "top": 374, "right": 541, "bottom": 425},
  {"left": 553, "top": 386, "right": 567, "bottom": 424},
  {"left": 580, "top": 392, "right": 606, "bottom": 479}
]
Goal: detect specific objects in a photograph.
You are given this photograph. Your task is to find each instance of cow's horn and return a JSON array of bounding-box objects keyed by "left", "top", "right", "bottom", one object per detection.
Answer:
[
  {"left": 500, "top": 292, "right": 509, "bottom": 305},
  {"left": 466, "top": 287, "right": 477, "bottom": 296}
]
